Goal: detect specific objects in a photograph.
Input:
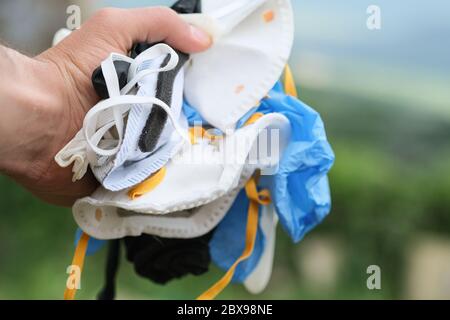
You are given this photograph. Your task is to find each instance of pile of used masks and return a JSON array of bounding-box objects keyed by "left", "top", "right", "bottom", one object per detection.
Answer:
[{"left": 54, "top": 0, "right": 335, "bottom": 300}]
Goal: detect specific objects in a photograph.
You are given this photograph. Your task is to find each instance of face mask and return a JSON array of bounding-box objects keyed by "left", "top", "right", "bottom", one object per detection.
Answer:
[
  {"left": 55, "top": 0, "right": 294, "bottom": 187},
  {"left": 73, "top": 168, "right": 251, "bottom": 240},
  {"left": 180, "top": 0, "right": 294, "bottom": 132},
  {"left": 55, "top": 44, "right": 191, "bottom": 191},
  {"left": 97, "top": 48, "right": 190, "bottom": 191},
  {"left": 73, "top": 114, "right": 290, "bottom": 239},
  {"left": 59, "top": 0, "right": 336, "bottom": 301},
  {"left": 123, "top": 231, "right": 213, "bottom": 285},
  {"left": 97, "top": 229, "right": 214, "bottom": 301}
]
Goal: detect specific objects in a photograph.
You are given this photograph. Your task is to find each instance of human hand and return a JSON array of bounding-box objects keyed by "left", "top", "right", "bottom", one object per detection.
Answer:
[{"left": 0, "top": 7, "right": 211, "bottom": 206}]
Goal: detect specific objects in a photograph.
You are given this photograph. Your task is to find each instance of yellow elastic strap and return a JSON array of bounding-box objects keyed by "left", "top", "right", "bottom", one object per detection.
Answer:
[
  {"left": 244, "top": 112, "right": 264, "bottom": 126},
  {"left": 189, "top": 127, "right": 222, "bottom": 144},
  {"left": 189, "top": 110, "right": 264, "bottom": 145},
  {"left": 284, "top": 64, "right": 298, "bottom": 98},
  {"left": 128, "top": 167, "right": 167, "bottom": 200},
  {"left": 196, "top": 176, "right": 271, "bottom": 300},
  {"left": 196, "top": 112, "right": 269, "bottom": 300},
  {"left": 64, "top": 232, "right": 90, "bottom": 300},
  {"left": 189, "top": 127, "right": 203, "bottom": 144}
]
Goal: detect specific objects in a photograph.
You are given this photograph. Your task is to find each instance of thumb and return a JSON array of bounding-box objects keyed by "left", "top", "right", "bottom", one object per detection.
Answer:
[
  {"left": 85, "top": 7, "right": 212, "bottom": 54},
  {"left": 40, "top": 6, "right": 212, "bottom": 91}
]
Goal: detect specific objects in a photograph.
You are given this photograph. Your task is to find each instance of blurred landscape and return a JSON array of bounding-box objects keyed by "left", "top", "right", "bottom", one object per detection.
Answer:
[{"left": 1, "top": 0, "right": 450, "bottom": 299}]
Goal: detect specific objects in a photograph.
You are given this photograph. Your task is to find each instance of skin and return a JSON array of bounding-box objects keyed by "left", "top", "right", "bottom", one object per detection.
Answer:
[{"left": 0, "top": 7, "right": 211, "bottom": 207}]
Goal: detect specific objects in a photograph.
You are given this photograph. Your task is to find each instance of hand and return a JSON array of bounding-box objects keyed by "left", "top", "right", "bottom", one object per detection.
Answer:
[{"left": 0, "top": 7, "right": 211, "bottom": 207}]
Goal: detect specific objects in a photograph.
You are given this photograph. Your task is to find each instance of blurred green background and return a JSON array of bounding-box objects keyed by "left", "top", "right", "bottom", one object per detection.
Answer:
[{"left": 1, "top": 0, "right": 450, "bottom": 299}]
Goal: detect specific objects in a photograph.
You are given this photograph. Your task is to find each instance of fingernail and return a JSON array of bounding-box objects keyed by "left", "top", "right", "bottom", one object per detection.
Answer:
[{"left": 190, "top": 25, "right": 212, "bottom": 46}]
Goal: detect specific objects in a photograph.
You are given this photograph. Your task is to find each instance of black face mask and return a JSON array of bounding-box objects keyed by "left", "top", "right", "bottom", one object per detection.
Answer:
[
  {"left": 97, "top": 230, "right": 214, "bottom": 300},
  {"left": 124, "top": 231, "right": 214, "bottom": 285}
]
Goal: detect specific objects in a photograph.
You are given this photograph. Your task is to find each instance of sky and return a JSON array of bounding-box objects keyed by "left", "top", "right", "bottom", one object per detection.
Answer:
[
  {"left": 100, "top": 0, "right": 450, "bottom": 73},
  {"left": 291, "top": 0, "right": 450, "bottom": 73}
]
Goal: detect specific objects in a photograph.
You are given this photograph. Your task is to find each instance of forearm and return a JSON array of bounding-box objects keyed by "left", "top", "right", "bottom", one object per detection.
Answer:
[{"left": 0, "top": 45, "right": 62, "bottom": 180}]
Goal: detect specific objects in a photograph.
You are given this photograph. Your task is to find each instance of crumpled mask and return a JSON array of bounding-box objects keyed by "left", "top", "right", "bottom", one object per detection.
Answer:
[
  {"left": 58, "top": 0, "right": 336, "bottom": 300},
  {"left": 124, "top": 230, "right": 214, "bottom": 285},
  {"left": 72, "top": 112, "right": 291, "bottom": 238},
  {"left": 73, "top": 169, "right": 251, "bottom": 240},
  {"left": 54, "top": 0, "right": 295, "bottom": 188},
  {"left": 181, "top": 0, "right": 294, "bottom": 132},
  {"left": 55, "top": 43, "right": 190, "bottom": 191}
]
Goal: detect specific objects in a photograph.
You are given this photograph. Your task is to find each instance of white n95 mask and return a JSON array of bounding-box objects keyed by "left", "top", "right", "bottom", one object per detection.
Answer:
[
  {"left": 181, "top": 0, "right": 294, "bottom": 132},
  {"left": 55, "top": 44, "right": 191, "bottom": 191},
  {"left": 72, "top": 113, "right": 291, "bottom": 231},
  {"left": 72, "top": 166, "right": 254, "bottom": 240}
]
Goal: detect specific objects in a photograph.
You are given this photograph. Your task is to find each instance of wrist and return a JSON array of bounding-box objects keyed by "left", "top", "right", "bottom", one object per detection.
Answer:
[{"left": 0, "top": 47, "right": 66, "bottom": 182}]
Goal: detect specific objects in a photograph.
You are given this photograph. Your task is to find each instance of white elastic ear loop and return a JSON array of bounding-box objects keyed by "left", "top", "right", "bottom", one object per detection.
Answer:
[
  {"left": 101, "top": 55, "right": 122, "bottom": 98},
  {"left": 121, "top": 43, "right": 179, "bottom": 95},
  {"left": 83, "top": 96, "right": 190, "bottom": 156},
  {"left": 132, "top": 43, "right": 179, "bottom": 72},
  {"left": 84, "top": 46, "right": 179, "bottom": 158},
  {"left": 88, "top": 54, "right": 131, "bottom": 158}
]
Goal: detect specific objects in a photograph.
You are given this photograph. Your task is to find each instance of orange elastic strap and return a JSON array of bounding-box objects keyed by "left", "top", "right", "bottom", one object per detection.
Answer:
[
  {"left": 196, "top": 176, "right": 271, "bottom": 300},
  {"left": 195, "top": 113, "right": 268, "bottom": 300},
  {"left": 64, "top": 232, "right": 90, "bottom": 300},
  {"left": 189, "top": 127, "right": 223, "bottom": 144},
  {"left": 128, "top": 167, "right": 167, "bottom": 200},
  {"left": 284, "top": 64, "right": 298, "bottom": 98},
  {"left": 189, "top": 111, "right": 264, "bottom": 146},
  {"left": 244, "top": 112, "right": 264, "bottom": 126}
]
